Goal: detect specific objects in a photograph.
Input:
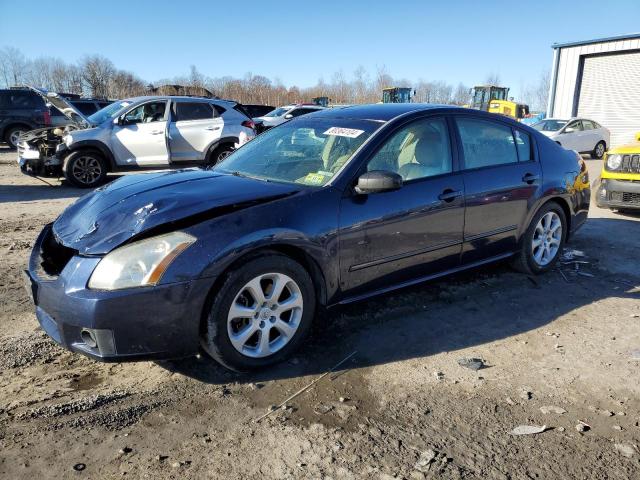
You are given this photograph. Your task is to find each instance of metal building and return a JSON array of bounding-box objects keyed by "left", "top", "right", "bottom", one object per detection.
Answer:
[{"left": 547, "top": 33, "right": 640, "bottom": 147}]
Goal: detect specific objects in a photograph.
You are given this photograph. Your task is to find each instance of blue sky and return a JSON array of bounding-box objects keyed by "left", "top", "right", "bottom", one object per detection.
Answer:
[{"left": 1, "top": 0, "right": 639, "bottom": 97}]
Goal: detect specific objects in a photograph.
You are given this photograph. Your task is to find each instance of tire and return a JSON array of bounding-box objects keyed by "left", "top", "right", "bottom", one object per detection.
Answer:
[
  {"left": 592, "top": 141, "right": 606, "bottom": 159},
  {"left": 511, "top": 202, "right": 567, "bottom": 275},
  {"left": 206, "top": 144, "right": 234, "bottom": 166},
  {"left": 202, "top": 253, "right": 316, "bottom": 371},
  {"left": 5, "top": 126, "right": 28, "bottom": 149},
  {"left": 62, "top": 150, "right": 108, "bottom": 188}
]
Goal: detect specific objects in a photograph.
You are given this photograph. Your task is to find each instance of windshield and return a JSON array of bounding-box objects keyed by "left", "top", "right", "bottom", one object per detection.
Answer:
[
  {"left": 87, "top": 100, "right": 132, "bottom": 125},
  {"left": 533, "top": 119, "right": 568, "bottom": 132},
  {"left": 264, "top": 107, "right": 291, "bottom": 118},
  {"left": 213, "top": 118, "right": 381, "bottom": 186}
]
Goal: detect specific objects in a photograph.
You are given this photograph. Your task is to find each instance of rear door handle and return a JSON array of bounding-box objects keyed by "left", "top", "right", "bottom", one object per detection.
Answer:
[
  {"left": 522, "top": 173, "right": 540, "bottom": 184},
  {"left": 438, "top": 189, "right": 462, "bottom": 202},
  {"left": 206, "top": 126, "right": 221, "bottom": 131},
  {"left": 151, "top": 130, "right": 163, "bottom": 135}
]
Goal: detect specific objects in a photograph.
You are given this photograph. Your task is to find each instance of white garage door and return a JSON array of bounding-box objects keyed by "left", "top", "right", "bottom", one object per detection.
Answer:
[{"left": 578, "top": 52, "right": 640, "bottom": 147}]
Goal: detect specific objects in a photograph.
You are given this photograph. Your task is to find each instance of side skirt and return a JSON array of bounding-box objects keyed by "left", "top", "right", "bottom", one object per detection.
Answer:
[{"left": 334, "top": 251, "right": 515, "bottom": 306}]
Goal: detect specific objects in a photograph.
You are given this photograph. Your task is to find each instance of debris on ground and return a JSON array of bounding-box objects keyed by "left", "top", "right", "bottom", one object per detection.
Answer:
[
  {"left": 614, "top": 444, "right": 636, "bottom": 458},
  {"left": 561, "top": 249, "right": 586, "bottom": 261},
  {"left": 457, "top": 357, "right": 485, "bottom": 371},
  {"left": 414, "top": 448, "right": 438, "bottom": 472},
  {"left": 576, "top": 421, "right": 591, "bottom": 432},
  {"left": 519, "top": 390, "right": 533, "bottom": 401},
  {"left": 539, "top": 406, "right": 566, "bottom": 415},
  {"left": 510, "top": 425, "right": 547, "bottom": 436}
]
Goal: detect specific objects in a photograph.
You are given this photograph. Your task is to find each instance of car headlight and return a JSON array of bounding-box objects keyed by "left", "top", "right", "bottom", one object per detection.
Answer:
[
  {"left": 607, "top": 154, "right": 622, "bottom": 170},
  {"left": 63, "top": 134, "right": 73, "bottom": 146},
  {"left": 88, "top": 231, "right": 196, "bottom": 290}
]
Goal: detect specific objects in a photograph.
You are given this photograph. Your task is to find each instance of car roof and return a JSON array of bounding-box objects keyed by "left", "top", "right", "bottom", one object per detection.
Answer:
[
  {"left": 310, "top": 103, "right": 462, "bottom": 122},
  {"left": 121, "top": 95, "right": 236, "bottom": 105}
]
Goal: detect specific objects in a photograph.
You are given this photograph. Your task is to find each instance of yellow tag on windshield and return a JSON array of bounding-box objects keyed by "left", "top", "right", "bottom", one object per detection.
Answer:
[{"left": 301, "top": 172, "right": 328, "bottom": 185}]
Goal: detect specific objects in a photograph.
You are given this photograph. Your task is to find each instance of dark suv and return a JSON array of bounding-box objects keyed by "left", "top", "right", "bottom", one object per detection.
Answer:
[
  {"left": 0, "top": 88, "right": 51, "bottom": 149},
  {"left": 0, "top": 88, "right": 113, "bottom": 149}
]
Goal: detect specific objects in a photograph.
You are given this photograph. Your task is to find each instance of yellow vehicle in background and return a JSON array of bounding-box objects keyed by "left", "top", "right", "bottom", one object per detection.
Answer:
[
  {"left": 596, "top": 132, "right": 640, "bottom": 211},
  {"left": 382, "top": 87, "right": 413, "bottom": 103},
  {"left": 470, "top": 85, "right": 530, "bottom": 120}
]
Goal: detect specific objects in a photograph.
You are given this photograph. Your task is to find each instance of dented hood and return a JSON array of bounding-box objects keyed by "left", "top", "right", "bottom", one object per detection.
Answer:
[{"left": 52, "top": 169, "right": 300, "bottom": 255}]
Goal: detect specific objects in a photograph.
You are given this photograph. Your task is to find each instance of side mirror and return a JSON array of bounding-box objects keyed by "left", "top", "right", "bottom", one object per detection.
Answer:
[
  {"left": 354, "top": 170, "right": 403, "bottom": 195},
  {"left": 284, "top": 114, "right": 293, "bottom": 119}
]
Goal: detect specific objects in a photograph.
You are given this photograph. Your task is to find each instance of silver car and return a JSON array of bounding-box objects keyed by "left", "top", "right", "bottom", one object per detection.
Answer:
[{"left": 18, "top": 88, "right": 256, "bottom": 187}]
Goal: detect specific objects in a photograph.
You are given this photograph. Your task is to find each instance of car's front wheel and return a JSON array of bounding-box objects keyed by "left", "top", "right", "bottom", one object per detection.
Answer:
[
  {"left": 5, "top": 126, "right": 27, "bottom": 149},
  {"left": 202, "top": 253, "right": 316, "bottom": 371},
  {"left": 592, "top": 141, "right": 606, "bottom": 159},
  {"left": 63, "top": 150, "right": 108, "bottom": 188},
  {"left": 206, "top": 144, "right": 235, "bottom": 166},
  {"left": 512, "top": 202, "right": 567, "bottom": 274}
]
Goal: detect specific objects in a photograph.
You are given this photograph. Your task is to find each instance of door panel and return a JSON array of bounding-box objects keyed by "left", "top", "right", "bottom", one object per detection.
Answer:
[
  {"left": 338, "top": 116, "right": 464, "bottom": 296},
  {"left": 111, "top": 101, "right": 169, "bottom": 166},
  {"left": 339, "top": 176, "right": 465, "bottom": 295},
  {"left": 454, "top": 116, "right": 542, "bottom": 263},
  {"left": 169, "top": 101, "right": 223, "bottom": 162}
]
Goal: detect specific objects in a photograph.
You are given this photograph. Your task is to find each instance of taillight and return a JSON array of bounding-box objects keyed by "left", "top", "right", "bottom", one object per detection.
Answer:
[
  {"left": 43, "top": 110, "right": 51, "bottom": 126},
  {"left": 242, "top": 120, "right": 255, "bottom": 131}
]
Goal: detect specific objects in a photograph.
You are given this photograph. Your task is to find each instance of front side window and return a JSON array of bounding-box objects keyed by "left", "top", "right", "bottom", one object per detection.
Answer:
[
  {"left": 367, "top": 117, "right": 452, "bottom": 181},
  {"left": 213, "top": 118, "right": 379, "bottom": 186},
  {"left": 582, "top": 120, "right": 595, "bottom": 130},
  {"left": 173, "top": 102, "right": 214, "bottom": 121},
  {"left": 533, "top": 120, "right": 567, "bottom": 132},
  {"left": 122, "top": 101, "right": 167, "bottom": 125},
  {"left": 565, "top": 121, "right": 583, "bottom": 132},
  {"left": 456, "top": 117, "right": 518, "bottom": 169}
]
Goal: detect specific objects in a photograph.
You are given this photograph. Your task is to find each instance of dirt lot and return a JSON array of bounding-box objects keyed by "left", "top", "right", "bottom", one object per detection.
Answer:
[{"left": 0, "top": 147, "right": 639, "bottom": 479}]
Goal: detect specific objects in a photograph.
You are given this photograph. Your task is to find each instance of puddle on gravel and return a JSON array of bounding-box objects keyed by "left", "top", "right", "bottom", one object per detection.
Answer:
[{"left": 68, "top": 372, "right": 103, "bottom": 392}]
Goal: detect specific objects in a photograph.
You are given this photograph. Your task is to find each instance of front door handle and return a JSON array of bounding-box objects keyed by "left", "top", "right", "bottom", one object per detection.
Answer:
[
  {"left": 438, "top": 189, "right": 462, "bottom": 202},
  {"left": 522, "top": 173, "right": 540, "bottom": 184},
  {"left": 150, "top": 130, "right": 163, "bottom": 135}
]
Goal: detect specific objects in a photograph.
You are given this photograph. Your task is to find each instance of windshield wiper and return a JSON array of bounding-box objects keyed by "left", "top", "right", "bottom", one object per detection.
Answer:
[{"left": 229, "top": 171, "right": 271, "bottom": 182}]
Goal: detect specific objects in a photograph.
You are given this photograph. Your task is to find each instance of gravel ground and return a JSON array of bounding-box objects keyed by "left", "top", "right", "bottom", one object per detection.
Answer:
[{"left": 0, "top": 146, "right": 639, "bottom": 479}]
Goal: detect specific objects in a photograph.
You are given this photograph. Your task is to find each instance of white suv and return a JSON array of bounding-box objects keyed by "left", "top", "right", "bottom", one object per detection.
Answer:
[
  {"left": 17, "top": 88, "right": 256, "bottom": 187},
  {"left": 254, "top": 104, "right": 325, "bottom": 131}
]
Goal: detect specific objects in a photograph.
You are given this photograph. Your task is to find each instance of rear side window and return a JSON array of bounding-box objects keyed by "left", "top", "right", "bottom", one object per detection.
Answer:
[
  {"left": 173, "top": 102, "right": 214, "bottom": 121},
  {"left": 514, "top": 129, "right": 532, "bottom": 162},
  {"left": 582, "top": 120, "right": 595, "bottom": 130},
  {"left": 290, "top": 108, "right": 317, "bottom": 117},
  {"left": 456, "top": 117, "right": 518, "bottom": 169},
  {"left": 5, "top": 91, "right": 41, "bottom": 109}
]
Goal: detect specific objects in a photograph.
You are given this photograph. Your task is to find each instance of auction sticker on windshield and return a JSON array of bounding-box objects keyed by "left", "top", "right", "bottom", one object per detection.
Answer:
[{"left": 323, "top": 127, "right": 364, "bottom": 138}]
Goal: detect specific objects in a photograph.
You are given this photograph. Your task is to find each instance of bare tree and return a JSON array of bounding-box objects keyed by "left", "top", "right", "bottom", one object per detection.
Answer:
[
  {"left": 80, "top": 55, "right": 115, "bottom": 98},
  {"left": 452, "top": 82, "right": 470, "bottom": 105},
  {"left": 0, "top": 46, "right": 28, "bottom": 87}
]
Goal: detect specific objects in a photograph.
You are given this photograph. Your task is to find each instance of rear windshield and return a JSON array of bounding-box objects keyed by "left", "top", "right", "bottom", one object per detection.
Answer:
[{"left": 213, "top": 118, "right": 381, "bottom": 186}]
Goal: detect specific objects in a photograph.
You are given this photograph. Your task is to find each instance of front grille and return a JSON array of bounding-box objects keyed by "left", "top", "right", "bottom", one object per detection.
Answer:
[
  {"left": 38, "top": 228, "right": 76, "bottom": 278},
  {"left": 622, "top": 192, "right": 640, "bottom": 205},
  {"left": 620, "top": 154, "right": 640, "bottom": 174}
]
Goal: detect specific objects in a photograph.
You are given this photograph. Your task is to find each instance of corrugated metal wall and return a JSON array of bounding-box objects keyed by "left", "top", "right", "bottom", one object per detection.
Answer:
[{"left": 550, "top": 37, "right": 640, "bottom": 147}]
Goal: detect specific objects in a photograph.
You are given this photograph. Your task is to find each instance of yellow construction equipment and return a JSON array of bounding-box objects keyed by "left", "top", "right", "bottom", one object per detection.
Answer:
[
  {"left": 469, "top": 85, "right": 529, "bottom": 120},
  {"left": 382, "top": 87, "right": 413, "bottom": 103}
]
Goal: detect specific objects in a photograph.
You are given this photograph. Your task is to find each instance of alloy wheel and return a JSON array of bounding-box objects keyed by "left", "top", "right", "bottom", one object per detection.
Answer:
[
  {"left": 9, "top": 129, "right": 24, "bottom": 148},
  {"left": 217, "top": 149, "right": 233, "bottom": 162},
  {"left": 595, "top": 143, "right": 605, "bottom": 158},
  {"left": 227, "top": 272, "right": 303, "bottom": 358},
  {"left": 71, "top": 156, "right": 103, "bottom": 185},
  {"left": 531, "top": 211, "right": 562, "bottom": 266}
]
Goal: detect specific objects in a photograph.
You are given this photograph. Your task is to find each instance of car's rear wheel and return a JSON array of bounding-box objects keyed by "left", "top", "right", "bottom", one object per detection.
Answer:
[
  {"left": 206, "top": 144, "right": 234, "bottom": 166},
  {"left": 592, "top": 141, "right": 606, "bottom": 159},
  {"left": 5, "top": 126, "right": 27, "bottom": 149},
  {"left": 202, "top": 253, "right": 315, "bottom": 371},
  {"left": 512, "top": 202, "right": 567, "bottom": 274},
  {"left": 63, "top": 150, "right": 108, "bottom": 188}
]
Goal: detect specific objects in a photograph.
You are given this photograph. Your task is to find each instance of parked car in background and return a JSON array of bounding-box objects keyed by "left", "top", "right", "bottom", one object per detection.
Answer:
[
  {"left": 242, "top": 104, "right": 275, "bottom": 119},
  {"left": 596, "top": 131, "right": 640, "bottom": 211},
  {"left": 51, "top": 97, "right": 113, "bottom": 127},
  {"left": 24, "top": 104, "right": 589, "bottom": 371},
  {"left": 533, "top": 118, "right": 609, "bottom": 158},
  {"left": 0, "top": 88, "right": 52, "bottom": 149},
  {"left": 254, "top": 104, "right": 325, "bottom": 132},
  {"left": 18, "top": 87, "right": 256, "bottom": 187}
]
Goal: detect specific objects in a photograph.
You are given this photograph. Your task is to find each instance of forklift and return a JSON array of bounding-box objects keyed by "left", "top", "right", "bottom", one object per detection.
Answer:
[
  {"left": 312, "top": 96, "right": 329, "bottom": 107},
  {"left": 469, "top": 85, "right": 529, "bottom": 120},
  {"left": 382, "top": 87, "right": 414, "bottom": 103}
]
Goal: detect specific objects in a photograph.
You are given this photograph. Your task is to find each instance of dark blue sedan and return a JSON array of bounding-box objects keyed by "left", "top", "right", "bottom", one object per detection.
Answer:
[{"left": 25, "top": 104, "right": 590, "bottom": 371}]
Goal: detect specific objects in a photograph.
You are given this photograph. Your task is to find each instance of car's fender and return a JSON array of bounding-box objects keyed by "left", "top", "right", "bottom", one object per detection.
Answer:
[{"left": 66, "top": 139, "right": 115, "bottom": 170}]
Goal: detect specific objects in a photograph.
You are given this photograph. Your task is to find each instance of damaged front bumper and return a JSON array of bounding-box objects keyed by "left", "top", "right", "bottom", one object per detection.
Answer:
[
  {"left": 25, "top": 224, "right": 212, "bottom": 361},
  {"left": 596, "top": 178, "right": 640, "bottom": 210},
  {"left": 17, "top": 142, "right": 64, "bottom": 177}
]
